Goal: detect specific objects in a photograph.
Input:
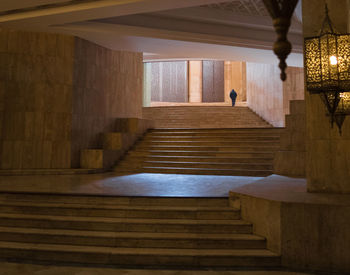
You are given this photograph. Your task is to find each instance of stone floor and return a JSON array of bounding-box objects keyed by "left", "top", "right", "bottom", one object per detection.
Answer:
[
  {"left": 230, "top": 174, "right": 350, "bottom": 205},
  {"left": 0, "top": 173, "right": 263, "bottom": 197},
  {"left": 0, "top": 262, "right": 315, "bottom": 275},
  {"left": 0, "top": 173, "right": 347, "bottom": 274}
]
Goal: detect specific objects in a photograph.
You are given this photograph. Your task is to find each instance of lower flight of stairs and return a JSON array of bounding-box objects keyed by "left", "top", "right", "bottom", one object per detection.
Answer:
[
  {"left": 0, "top": 193, "right": 280, "bottom": 268},
  {"left": 115, "top": 128, "right": 282, "bottom": 176}
]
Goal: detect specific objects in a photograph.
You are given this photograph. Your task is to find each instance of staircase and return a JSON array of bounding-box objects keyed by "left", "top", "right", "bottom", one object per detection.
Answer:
[
  {"left": 0, "top": 193, "right": 280, "bottom": 268},
  {"left": 142, "top": 106, "right": 271, "bottom": 128},
  {"left": 115, "top": 128, "right": 281, "bottom": 176}
]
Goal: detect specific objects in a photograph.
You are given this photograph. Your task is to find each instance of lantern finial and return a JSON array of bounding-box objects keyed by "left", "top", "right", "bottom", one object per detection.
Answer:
[{"left": 262, "top": 0, "right": 299, "bottom": 81}]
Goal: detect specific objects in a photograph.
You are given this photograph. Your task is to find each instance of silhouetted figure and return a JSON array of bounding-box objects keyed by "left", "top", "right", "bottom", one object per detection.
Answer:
[{"left": 230, "top": 89, "right": 237, "bottom": 106}]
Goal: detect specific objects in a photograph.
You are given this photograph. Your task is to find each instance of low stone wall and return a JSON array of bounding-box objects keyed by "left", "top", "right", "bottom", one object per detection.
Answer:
[
  {"left": 229, "top": 175, "right": 350, "bottom": 274},
  {"left": 274, "top": 100, "right": 306, "bottom": 177},
  {"left": 80, "top": 118, "right": 153, "bottom": 169}
]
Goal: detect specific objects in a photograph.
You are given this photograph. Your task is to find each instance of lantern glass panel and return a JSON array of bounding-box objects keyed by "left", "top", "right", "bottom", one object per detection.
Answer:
[
  {"left": 320, "top": 91, "right": 340, "bottom": 114},
  {"left": 337, "top": 92, "right": 350, "bottom": 114},
  {"left": 305, "top": 37, "right": 322, "bottom": 91},
  {"left": 337, "top": 35, "right": 350, "bottom": 90},
  {"left": 320, "top": 33, "right": 339, "bottom": 88}
]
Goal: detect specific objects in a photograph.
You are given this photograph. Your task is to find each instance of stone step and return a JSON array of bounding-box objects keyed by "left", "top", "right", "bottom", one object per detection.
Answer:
[
  {"left": 0, "top": 201, "right": 239, "bottom": 220},
  {"left": 144, "top": 136, "right": 281, "bottom": 141},
  {"left": 114, "top": 126, "right": 280, "bottom": 177},
  {"left": 125, "top": 155, "right": 274, "bottom": 164},
  {"left": 142, "top": 107, "right": 273, "bottom": 129},
  {"left": 140, "top": 167, "right": 272, "bottom": 177},
  {"left": 149, "top": 128, "right": 282, "bottom": 133},
  {"left": 127, "top": 150, "right": 275, "bottom": 158},
  {"left": 141, "top": 141, "right": 279, "bottom": 147},
  {"left": 0, "top": 227, "right": 265, "bottom": 249},
  {"left": 0, "top": 241, "right": 280, "bottom": 267},
  {"left": 151, "top": 121, "right": 270, "bottom": 125},
  {"left": 152, "top": 119, "right": 268, "bottom": 123},
  {"left": 148, "top": 127, "right": 277, "bottom": 130},
  {"left": 148, "top": 116, "right": 265, "bottom": 119},
  {"left": 147, "top": 132, "right": 280, "bottom": 137},
  {"left": 152, "top": 125, "right": 271, "bottom": 129},
  {"left": 147, "top": 132, "right": 280, "bottom": 139},
  {"left": 144, "top": 111, "right": 258, "bottom": 114},
  {"left": 0, "top": 194, "right": 229, "bottom": 207},
  {"left": 0, "top": 168, "right": 105, "bottom": 176},
  {"left": 0, "top": 213, "right": 252, "bottom": 233},
  {"left": 118, "top": 161, "right": 272, "bottom": 170},
  {"left": 150, "top": 116, "right": 265, "bottom": 118},
  {"left": 148, "top": 119, "right": 267, "bottom": 123},
  {"left": 134, "top": 145, "right": 279, "bottom": 152},
  {"left": 290, "top": 100, "right": 306, "bottom": 115}
]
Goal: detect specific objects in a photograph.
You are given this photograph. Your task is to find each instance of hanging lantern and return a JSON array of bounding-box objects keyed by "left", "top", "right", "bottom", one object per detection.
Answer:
[
  {"left": 262, "top": 0, "right": 299, "bottom": 81},
  {"left": 304, "top": 5, "right": 350, "bottom": 133}
]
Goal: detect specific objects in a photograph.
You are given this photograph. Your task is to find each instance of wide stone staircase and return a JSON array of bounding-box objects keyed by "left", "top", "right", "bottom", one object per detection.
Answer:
[
  {"left": 115, "top": 128, "right": 281, "bottom": 176},
  {"left": 0, "top": 193, "right": 280, "bottom": 268},
  {"left": 142, "top": 106, "right": 271, "bottom": 128}
]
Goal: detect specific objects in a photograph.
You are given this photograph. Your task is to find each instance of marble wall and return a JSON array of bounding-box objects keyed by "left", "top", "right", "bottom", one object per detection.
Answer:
[
  {"left": 274, "top": 100, "right": 306, "bottom": 177},
  {"left": 283, "top": 67, "right": 304, "bottom": 115},
  {"left": 303, "top": 0, "right": 350, "bottom": 193},
  {"left": 246, "top": 63, "right": 304, "bottom": 127},
  {"left": 147, "top": 61, "right": 188, "bottom": 103},
  {"left": 202, "top": 61, "right": 225, "bottom": 102},
  {"left": 231, "top": 179, "right": 350, "bottom": 273},
  {"left": 281, "top": 202, "right": 350, "bottom": 272},
  {"left": 71, "top": 39, "right": 143, "bottom": 167},
  {"left": 224, "top": 61, "right": 246, "bottom": 103},
  {"left": 246, "top": 63, "right": 284, "bottom": 127},
  {"left": 0, "top": 29, "right": 74, "bottom": 169},
  {"left": 0, "top": 28, "right": 143, "bottom": 169},
  {"left": 188, "top": 61, "right": 202, "bottom": 103}
]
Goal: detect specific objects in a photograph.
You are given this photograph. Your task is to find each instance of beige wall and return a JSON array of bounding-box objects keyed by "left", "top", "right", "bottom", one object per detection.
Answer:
[
  {"left": 232, "top": 189, "right": 350, "bottom": 273},
  {"left": 145, "top": 61, "right": 188, "bottom": 103},
  {"left": 274, "top": 100, "right": 306, "bottom": 177},
  {"left": 246, "top": 63, "right": 284, "bottom": 127},
  {"left": 0, "top": 29, "right": 74, "bottom": 169},
  {"left": 246, "top": 63, "right": 304, "bottom": 127},
  {"left": 281, "top": 202, "right": 350, "bottom": 272},
  {"left": 0, "top": 29, "right": 143, "bottom": 169},
  {"left": 188, "top": 61, "right": 202, "bottom": 103},
  {"left": 303, "top": 0, "right": 350, "bottom": 193},
  {"left": 224, "top": 61, "right": 246, "bottom": 103},
  {"left": 71, "top": 39, "right": 143, "bottom": 167},
  {"left": 283, "top": 67, "right": 304, "bottom": 115}
]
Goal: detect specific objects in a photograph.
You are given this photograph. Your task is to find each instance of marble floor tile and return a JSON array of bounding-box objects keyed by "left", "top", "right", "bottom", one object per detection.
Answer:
[
  {"left": 0, "top": 262, "right": 314, "bottom": 275},
  {"left": 0, "top": 173, "right": 263, "bottom": 197}
]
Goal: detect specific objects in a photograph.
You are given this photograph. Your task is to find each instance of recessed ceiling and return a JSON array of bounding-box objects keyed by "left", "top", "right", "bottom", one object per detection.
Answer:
[
  {"left": 0, "top": 0, "right": 70, "bottom": 13},
  {"left": 203, "top": 0, "right": 269, "bottom": 16},
  {"left": 0, "top": 0, "right": 303, "bottom": 66}
]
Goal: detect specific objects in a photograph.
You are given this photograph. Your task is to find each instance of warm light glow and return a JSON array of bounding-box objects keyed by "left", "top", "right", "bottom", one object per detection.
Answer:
[{"left": 330, "top": 55, "right": 338, "bottom": 65}]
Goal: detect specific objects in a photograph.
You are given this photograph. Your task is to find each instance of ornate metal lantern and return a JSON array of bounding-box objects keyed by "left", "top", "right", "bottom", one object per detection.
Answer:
[
  {"left": 263, "top": 0, "right": 299, "bottom": 81},
  {"left": 304, "top": 5, "right": 350, "bottom": 133}
]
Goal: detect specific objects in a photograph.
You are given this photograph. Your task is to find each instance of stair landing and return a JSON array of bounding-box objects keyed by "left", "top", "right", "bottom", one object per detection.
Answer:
[{"left": 142, "top": 106, "right": 271, "bottom": 128}]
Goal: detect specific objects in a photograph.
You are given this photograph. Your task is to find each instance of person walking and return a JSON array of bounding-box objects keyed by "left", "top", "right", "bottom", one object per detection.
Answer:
[{"left": 230, "top": 89, "right": 237, "bottom": 106}]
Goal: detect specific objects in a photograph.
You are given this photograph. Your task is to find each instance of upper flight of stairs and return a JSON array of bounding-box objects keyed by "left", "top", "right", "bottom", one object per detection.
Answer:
[
  {"left": 142, "top": 106, "right": 272, "bottom": 128},
  {"left": 0, "top": 193, "right": 280, "bottom": 268},
  {"left": 115, "top": 128, "right": 282, "bottom": 176}
]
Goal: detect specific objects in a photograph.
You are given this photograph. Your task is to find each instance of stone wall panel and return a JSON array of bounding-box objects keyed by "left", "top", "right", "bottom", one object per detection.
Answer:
[
  {"left": 0, "top": 29, "right": 73, "bottom": 169},
  {"left": 70, "top": 38, "right": 143, "bottom": 168}
]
